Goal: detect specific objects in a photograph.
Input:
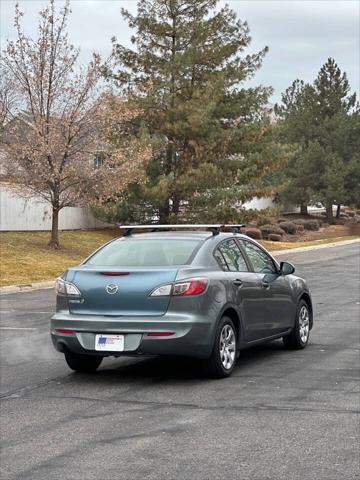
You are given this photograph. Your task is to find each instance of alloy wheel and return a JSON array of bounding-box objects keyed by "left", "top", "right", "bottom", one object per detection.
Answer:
[
  {"left": 219, "top": 324, "right": 236, "bottom": 370},
  {"left": 299, "top": 305, "right": 310, "bottom": 344}
]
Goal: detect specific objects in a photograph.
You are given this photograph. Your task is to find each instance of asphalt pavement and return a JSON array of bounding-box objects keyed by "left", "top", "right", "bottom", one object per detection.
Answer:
[{"left": 0, "top": 243, "right": 359, "bottom": 480}]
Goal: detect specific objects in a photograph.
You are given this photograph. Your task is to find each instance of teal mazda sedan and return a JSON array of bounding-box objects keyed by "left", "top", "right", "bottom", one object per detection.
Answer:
[{"left": 51, "top": 225, "right": 313, "bottom": 378}]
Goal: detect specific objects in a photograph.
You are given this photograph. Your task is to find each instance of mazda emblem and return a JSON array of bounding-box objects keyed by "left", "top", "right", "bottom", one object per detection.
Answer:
[{"left": 106, "top": 284, "right": 118, "bottom": 295}]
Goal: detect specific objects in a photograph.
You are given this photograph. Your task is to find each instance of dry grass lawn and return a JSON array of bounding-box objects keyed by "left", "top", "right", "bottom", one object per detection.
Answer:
[
  {"left": 0, "top": 230, "right": 118, "bottom": 287},
  {"left": 0, "top": 229, "right": 358, "bottom": 287}
]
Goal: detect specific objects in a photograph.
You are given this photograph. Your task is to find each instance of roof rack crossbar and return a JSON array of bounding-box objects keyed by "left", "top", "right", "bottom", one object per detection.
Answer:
[{"left": 119, "top": 224, "right": 245, "bottom": 236}]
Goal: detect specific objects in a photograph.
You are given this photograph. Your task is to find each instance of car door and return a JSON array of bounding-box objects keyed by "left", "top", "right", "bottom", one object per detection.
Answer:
[
  {"left": 214, "top": 239, "right": 267, "bottom": 342},
  {"left": 239, "top": 239, "right": 294, "bottom": 336}
]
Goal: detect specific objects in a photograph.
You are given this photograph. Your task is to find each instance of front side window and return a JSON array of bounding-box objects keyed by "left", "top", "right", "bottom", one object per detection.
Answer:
[
  {"left": 241, "top": 241, "right": 277, "bottom": 274},
  {"left": 86, "top": 239, "right": 200, "bottom": 267},
  {"left": 215, "top": 239, "right": 248, "bottom": 272}
]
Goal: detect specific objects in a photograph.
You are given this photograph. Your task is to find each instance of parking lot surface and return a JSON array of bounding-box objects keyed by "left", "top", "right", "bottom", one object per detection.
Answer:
[{"left": 0, "top": 243, "right": 359, "bottom": 480}]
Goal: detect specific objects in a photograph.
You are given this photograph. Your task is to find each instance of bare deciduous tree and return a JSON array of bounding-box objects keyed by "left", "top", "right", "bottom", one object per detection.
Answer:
[
  {"left": 0, "top": 67, "right": 18, "bottom": 129},
  {"left": 1, "top": 1, "right": 153, "bottom": 247},
  {"left": 1, "top": 0, "right": 101, "bottom": 248},
  {"left": 92, "top": 93, "right": 153, "bottom": 203}
]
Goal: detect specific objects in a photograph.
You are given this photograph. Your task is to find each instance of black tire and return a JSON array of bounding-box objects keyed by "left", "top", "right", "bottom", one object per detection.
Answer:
[
  {"left": 207, "top": 316, "right": 238, "bottom": 378},
  {"left": 64, "top": 351, "right": 103, "bottom": 373},
  {"left": 283, "top": 300, "right": 311, "bottom": 350}
]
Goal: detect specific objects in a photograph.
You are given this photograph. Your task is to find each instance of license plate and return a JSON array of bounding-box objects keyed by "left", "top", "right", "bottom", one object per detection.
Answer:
[{"left": 95, "top": 334, "right": 124, "bottom": 352}]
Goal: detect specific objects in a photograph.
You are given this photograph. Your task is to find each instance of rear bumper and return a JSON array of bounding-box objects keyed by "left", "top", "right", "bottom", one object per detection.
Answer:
[{"left": 50, "top": 311, "right": 215, "bottom": 359}]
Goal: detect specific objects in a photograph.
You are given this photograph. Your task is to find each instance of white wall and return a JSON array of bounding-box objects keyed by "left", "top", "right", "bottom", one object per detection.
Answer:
[
  {"left": 243, "top": 197, "right": 275, "bottom": 210},
  {"left": 0, "top": 185, "right": 109, "bottom": 231},
  {"left": 0, "top": 185, "right": 280, "bottom": 231}
]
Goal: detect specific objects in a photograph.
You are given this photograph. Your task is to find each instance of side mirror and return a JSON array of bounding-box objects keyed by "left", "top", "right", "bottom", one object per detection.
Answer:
[{"left": 280, "top": 261, "right": 295, "bottom": 275}]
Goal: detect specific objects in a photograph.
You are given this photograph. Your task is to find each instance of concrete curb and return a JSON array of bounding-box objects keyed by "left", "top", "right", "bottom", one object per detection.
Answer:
[
  {"left": 0, "top": 238, "right": 358, "bottom": 295},
  {"left": 271, "top": 238, "right": 359, "bottom": 256},
  {"left": 0, "top": 280, "right": 54, "bottom": 296}
]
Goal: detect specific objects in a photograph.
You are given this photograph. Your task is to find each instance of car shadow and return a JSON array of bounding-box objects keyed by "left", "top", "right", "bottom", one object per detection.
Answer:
[
  {"left": 71, "top": 339, "right": 289, "bottom": 383},
  {"left": 237, "top": 340, "right": 288, "bottom": 368}
]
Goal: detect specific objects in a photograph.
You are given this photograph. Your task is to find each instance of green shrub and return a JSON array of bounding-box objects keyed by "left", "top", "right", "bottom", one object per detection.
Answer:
[
  {"left": 260, "top": 224, "right": 285, "bottom": 238},
  {"left": 257, "top": 216, "right": 272, "bottom": 227},
  {"left": 244, "top": 228, "right": 262, "bottom": 240},
  {"left": 349, "top": 214, "right": 360, "bottom": 224},
  {"left": 268, "top": 233, "right": 282, "bottom": 242},
  {"left": 346, "top": 211, "right": 355, "bottom": 217},
  {"left": 279, "top": 221, "right": 297, "bottom": 235},
  {"left": 303, "top": 220, "right": 320, "bottom": 231}
]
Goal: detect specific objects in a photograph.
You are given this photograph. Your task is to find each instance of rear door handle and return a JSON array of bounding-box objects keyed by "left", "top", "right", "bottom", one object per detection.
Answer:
[
  {"left": 233, "top": 279, "right": 243, "bottom": 287},
  {"left": 262, "top": 281, "right": 270, "bottom": 290}
]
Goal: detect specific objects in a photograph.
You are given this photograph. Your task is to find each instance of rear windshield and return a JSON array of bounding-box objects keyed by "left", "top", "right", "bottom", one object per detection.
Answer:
[{"left": 86, "top": 239, "right": 201, "bottom": 267}]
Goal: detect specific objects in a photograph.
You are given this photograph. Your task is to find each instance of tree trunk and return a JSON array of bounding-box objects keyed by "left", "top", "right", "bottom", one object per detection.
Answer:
[
  {"left": 158, "top": 200, "right": 170, "bottom": 224},
  {"left": 326, "top": 203, "right": 334, "bottom": 224},
  {"left": 172, "top": 195, "right": 180, "bottom": 216},
  {"left": 336, "top": 204, "right": 341, "bottom": 218},
  {"left": 48, "top": 206, "right": 60, "bottom": 248},
  {"left": 300, "top": 204, "right": 308, "bottom": 216}
]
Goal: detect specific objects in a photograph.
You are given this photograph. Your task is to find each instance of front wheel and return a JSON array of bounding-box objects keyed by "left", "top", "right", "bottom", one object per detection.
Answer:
[
  {"left": 207, "top": 316, "right": 237, "bottom": 378},
  {"left": 283, "top": 300, "right": 311, "bottom": 349},
  {"left": 64, "top": 351, "right": 103, "bottom": 373}
]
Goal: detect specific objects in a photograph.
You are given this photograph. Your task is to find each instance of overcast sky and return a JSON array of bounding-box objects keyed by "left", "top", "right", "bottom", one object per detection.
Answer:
[{"left": 1, "top": 0, "right": 359, "bottom": 103}]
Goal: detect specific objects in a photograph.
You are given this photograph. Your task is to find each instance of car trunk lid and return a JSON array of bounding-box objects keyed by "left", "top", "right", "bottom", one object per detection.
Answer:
[{"left": 65, "top": 266, "right": 178, "bottom": 316}]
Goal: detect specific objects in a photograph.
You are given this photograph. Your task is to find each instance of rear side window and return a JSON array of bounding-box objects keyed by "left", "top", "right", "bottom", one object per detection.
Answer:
[
  {"left": 215, "top": 239, "right": 248, "bottom": 272},
  {"left": 240, "top": 240, "right": 277, "bottom": 274},
  {"left": 214, "top": 248, "right": 228, "bottom": 271},
  {"left": 86, "top": 239, "right": 200, "bottom": 267}
]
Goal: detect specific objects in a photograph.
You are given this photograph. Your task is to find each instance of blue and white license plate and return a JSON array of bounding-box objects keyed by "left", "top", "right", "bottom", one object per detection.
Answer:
[{"left": 95, "top": 334, "right": 124, "bottom": 352}]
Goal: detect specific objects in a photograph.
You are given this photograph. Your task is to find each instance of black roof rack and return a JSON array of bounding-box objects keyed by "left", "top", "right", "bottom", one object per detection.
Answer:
[{"left": 119, "top": 224, "right": 245, "bottom": 236}]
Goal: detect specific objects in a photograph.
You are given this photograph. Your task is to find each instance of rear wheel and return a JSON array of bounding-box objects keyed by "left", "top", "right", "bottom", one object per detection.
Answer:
[
  {"left": 207, "top": 316, "right": 237, "bottom": 378},
  {"left": 283, "top": 300, "right": 310, "bottom": 349},
  {"left": 64, "top": 351, "right": 103, "bottom": 373}
]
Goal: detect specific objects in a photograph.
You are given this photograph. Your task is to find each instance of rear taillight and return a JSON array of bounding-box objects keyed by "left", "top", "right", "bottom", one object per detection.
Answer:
[
  {"left": 173, "top": 279, "right": 208, "bottom": 296},
  {"left": 55, "top": 277, "right": 81, "bottom": 297},
  {"left": 150, "top": 278, "right": 208, "bottom": 297}
]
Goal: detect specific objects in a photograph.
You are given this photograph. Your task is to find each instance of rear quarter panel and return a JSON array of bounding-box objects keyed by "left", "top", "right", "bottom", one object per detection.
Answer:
[{"left": 171, "top": 266, "right": 240, "bottom": 343}]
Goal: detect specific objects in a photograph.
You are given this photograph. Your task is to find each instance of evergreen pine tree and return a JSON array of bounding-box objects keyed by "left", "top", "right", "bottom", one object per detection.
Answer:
[
  {"left": 276, "top": 58, "right": 359, "bottom": 222},
  {"left": 103, "top": 0, "right": 287, "bottom": 223}
]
